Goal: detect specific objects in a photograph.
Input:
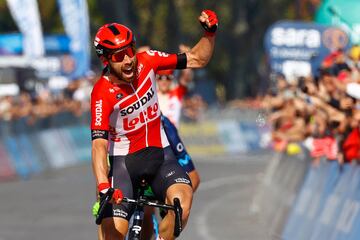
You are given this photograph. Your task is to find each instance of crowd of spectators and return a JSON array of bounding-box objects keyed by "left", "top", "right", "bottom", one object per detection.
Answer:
[
  {"left": 262, "top": 45, "right": 360, "bottom": 164},
  {"left": 2, "top": 43, "right": 359, "bottom": 162},
  {"left": 0, "top": 76, "right": 95, "bottom": 126},
  {"left": 0, "top": 68, "right": 208, "bottom": 129}
]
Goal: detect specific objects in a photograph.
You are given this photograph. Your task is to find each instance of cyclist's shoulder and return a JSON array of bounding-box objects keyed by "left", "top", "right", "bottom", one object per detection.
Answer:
[
  {"left": 134, "top": 51, "right": 155, "bottom": 72},
  {"left": 137, "top": 49, "right": 174, "bottom": 62},
  {"left": 136, "top": 51, "right": 152, "bottom": 62},
  {"left": 91, "top": 75, "right": 112, "bottom": 96}
]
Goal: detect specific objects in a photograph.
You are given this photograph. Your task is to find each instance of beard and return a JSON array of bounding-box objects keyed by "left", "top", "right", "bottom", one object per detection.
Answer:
[{"left": 109, "top": 58, "right": 137, "bottom": 83}]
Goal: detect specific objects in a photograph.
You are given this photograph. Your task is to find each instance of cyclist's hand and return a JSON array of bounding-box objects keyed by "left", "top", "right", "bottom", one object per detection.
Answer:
[
  {"left": 98, "top": 182, "right": 123, "bottom": 204},
  {"left": 199, "top": 9, "right": 218, "bottom": 34}
]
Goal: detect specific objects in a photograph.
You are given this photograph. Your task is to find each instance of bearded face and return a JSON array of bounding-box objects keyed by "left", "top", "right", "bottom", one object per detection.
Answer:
[
  {"left": 107, "top": 45, "right": 137, "bottom": 83},
  {"left": 109, "top": 55, "right": 137, "bottom": 83}
]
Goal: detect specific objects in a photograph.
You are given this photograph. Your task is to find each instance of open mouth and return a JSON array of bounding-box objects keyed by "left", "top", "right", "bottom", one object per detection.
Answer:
[
  {"left": 123, "top": 68, "right": 133, "bottom": 75},
  {"left": 122, "top": 66, "right": 134, "bottom": 77}
]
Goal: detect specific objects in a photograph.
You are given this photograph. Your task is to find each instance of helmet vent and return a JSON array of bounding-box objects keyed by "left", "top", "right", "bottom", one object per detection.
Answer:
[
  {"left": 108, "top": 24, "right": 120, "bottom": 35},
  {"left": 103, "top": 40, "right": 115, "bottom": 46},
  {"left": 126, "top": 31, "right": 130, "bottom": 41}
]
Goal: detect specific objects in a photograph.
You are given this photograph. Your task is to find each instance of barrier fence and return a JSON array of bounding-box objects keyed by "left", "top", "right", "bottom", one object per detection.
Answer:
[
  {"left": 251, "top": 149, "right": 310, "bottom": 239},
  {"left": 3, "top": 109, "right": 359, "bottom": 239},
  {"left": 0, "top": 112, "right": 90, "bottom": 180},
  {"left": 253, "top": 148, "right": 360, "bottom": 240},
  {"left": 0, "top": 109, "right": 271, "bottom": 181},
  {"left": 282, "top": 159, "right": 360, "bottom": 240}
]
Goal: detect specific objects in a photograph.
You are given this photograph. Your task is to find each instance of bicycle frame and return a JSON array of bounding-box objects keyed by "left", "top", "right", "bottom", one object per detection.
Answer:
[{"left": 95, "top": 184, "right": 182, "bottom": 239}]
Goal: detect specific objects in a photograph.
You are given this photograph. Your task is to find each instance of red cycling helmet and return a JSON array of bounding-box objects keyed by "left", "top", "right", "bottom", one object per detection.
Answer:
[{"left": 94, "top": 23, "right": 135, "bottom": 58}]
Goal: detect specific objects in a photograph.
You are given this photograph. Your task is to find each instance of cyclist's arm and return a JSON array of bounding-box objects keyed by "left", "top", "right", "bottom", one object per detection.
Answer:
[
  {"left": 145, "top": 30, "right": 215, "bottom": 70},
  {"left": 143, "top": 10, "right": 217, "bottom": 70},
  {"left": 185, "top": 34, "right": 215, "bottom": 69},
  {"left": 92, "top": 138, "right": 109, "bottom": 185},
  {"left": 90, "top": 81, "right": 113, "bottom": 186},
  {"left": 185, "top": 11, "right": 217, "bottom": 68}
]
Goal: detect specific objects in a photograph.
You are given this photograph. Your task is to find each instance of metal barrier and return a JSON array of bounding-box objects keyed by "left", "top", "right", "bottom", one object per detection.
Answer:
[
  {"left": 0, "top": 112, "right": 91, "bottom": 180},
  {"left": 0, "top": 108, "right": 271, "bottom": 180},
  {"left": 250, "top": 148, "right": 310, "bottom": 239},
  {"left": 282, "top": 159, "right": 360, "bottom": 240},
  {"left": 253, "top": 145, "right": 360, "bottom": 240}
]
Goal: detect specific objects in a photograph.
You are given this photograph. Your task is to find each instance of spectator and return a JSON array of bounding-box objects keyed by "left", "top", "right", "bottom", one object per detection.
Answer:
[
  {"left": 261, "top": 45, "right": 360, "bottom": 164},
  {"left": 182, "top": 94, "right": 208, "bottom": 122},
  {"left": 0, "top": 96, "right": 14, "bottom": 121}
]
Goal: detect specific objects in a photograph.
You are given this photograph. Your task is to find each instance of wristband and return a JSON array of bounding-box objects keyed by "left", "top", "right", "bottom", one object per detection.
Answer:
[{"left": 98, "top": 182, "right": 111, "bottom": 194}]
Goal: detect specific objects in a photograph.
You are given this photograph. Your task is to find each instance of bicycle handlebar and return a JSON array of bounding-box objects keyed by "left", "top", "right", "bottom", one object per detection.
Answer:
[
  {"left": 95, "top": 188, "right": 114, "bottom": 225},
  {"left": 122, "top": 197, "right": 175, "bottom": 210},
  {"left": 122, "top": 197, "right": 182, "bottom": 237},
  {"left": 95, "top": 188, "right": 183, "bottom": 237}
]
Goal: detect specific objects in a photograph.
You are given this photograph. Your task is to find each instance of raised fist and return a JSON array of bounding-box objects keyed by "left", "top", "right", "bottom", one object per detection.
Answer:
[{"left": 199, "top": 10, "right": 218, "bottom": 34}]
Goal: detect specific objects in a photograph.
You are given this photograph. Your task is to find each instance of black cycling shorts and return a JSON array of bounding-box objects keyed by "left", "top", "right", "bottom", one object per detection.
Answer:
[{"left": 102, "top": 146, "right": 192, "bottom": 221}]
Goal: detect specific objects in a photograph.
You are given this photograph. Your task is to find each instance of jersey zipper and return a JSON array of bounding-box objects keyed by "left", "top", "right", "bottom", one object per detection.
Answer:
[{"left": 130, "top": 83, "right": 149, "bottom": 147}]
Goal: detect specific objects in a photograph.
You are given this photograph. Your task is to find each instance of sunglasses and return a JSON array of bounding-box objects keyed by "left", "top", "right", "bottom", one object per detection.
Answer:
[
  {"left": 110, "top": 45, "right": 136, "bottom": 62},
  {"left": 156, "top": 75, "right": 174, "bottom": 81}
]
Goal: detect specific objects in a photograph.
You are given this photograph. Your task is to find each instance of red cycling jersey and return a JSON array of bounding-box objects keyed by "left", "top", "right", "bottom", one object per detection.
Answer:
[
  {"left": 158, "top": 85, "right": 187, "bottom": 127},
  {"left": 91, "top": 50, "right": 185, "bottom": 155}
]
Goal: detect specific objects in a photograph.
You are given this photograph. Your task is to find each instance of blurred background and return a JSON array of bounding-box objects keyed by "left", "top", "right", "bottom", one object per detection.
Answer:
[{"left": 0, "top": 0, "right": 359, "bottom": 239}]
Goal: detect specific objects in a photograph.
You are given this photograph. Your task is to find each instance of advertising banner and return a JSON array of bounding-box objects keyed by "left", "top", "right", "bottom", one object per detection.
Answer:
[
  {"left": 282, "top": 161, "right": 360, "bottom": 240},
  {"left": 315, "top": 0, "right": 360, "bottom": 44},
  {"left": 66, "top": 126, "right": 91, "bottom": 163},
  {"left": 321, "top": 166, "right": 358, "bottom": 239},
  {"left": 282, "top": 162, "right": 323, "bottom": 239},
  {"left": 331, "top": 167, "right": 360, "bottom": 240},
  {"left": 3, "top": 136, "right": 30, "bottom": 179},
  {"left": 264, "top": 21, "right": 351, "bottom": 82},
  {"left": 217, "top": 120, "right": 270, "bottom": 153},
  {"left": 17, "top": 134, "right": 43, "bottom": 174},
  {"left": 297, "top": 161, "right": 340, "bottom": 240},
  {"left": 37, "top": 129, "right": 75, "bottom": 168},
  {"left": 57, "top": 0, "right": 90, "bottom": 79},
  {"left": 6, "top": 0, "right": 44, "bottom": 57}
]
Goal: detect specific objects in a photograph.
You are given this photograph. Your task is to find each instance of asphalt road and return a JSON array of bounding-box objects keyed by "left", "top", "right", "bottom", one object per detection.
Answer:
[{"left": 0, "top": 152, "right": 270, "bottom": 240}]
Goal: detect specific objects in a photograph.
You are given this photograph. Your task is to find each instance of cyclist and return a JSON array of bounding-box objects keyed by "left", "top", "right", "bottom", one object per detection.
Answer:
[
  {"left": 93, "top": 54, "right": 200, "bottom": 240},
  {"left": 91, "top": 9, "right": 218, "bottom": 240}
]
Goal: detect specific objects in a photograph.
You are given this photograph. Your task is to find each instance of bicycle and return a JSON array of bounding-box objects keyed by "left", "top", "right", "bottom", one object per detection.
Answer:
[{"left": 95, "top": 179, "right": 183, "bottom": 240}]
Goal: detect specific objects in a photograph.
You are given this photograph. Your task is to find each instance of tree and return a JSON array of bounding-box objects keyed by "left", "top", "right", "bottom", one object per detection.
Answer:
[{"left": 0, "top": 0, "right": 310, "bottom": 101}]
